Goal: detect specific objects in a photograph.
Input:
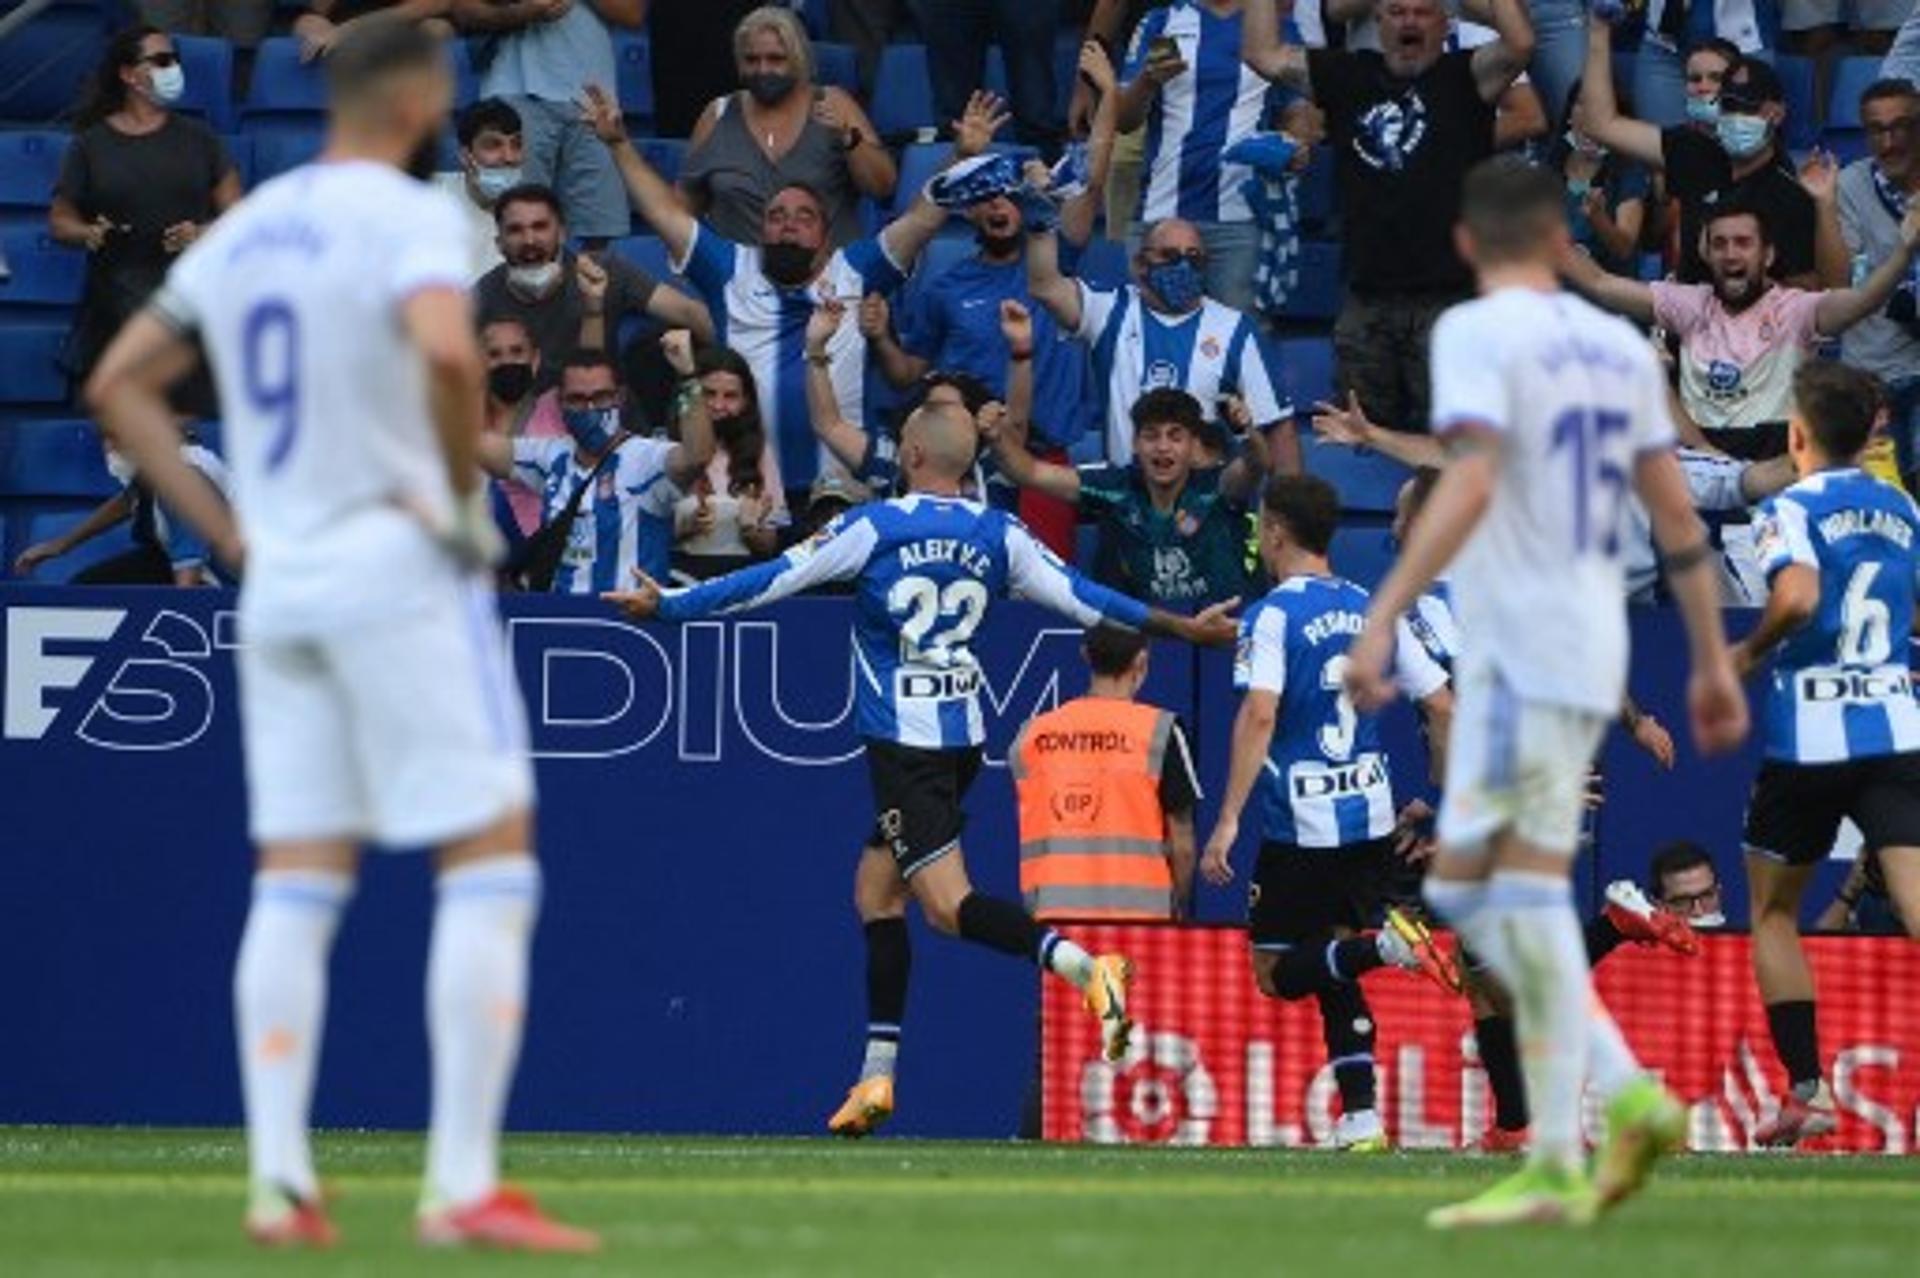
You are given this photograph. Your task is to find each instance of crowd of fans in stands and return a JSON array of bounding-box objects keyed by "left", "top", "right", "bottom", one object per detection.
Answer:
[{"left": 14, "top": 0, "right": 1920, "bottom": 603}]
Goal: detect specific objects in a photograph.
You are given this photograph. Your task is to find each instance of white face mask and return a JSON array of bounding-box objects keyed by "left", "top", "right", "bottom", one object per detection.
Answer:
[
  {"left": 473, "top": 164, "right": 522, "bottom": 203},
  {"left": 145, "top": 62, "right": 185, "bottom": 106},
  {"left": 105, "top": 449, "right": 135, "bottom": 486},
  {"left": 507, "top": 259, "right": 563, "bottom": 297}
]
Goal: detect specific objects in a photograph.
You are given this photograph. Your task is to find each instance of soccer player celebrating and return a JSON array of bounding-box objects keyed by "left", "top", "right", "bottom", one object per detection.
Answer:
[
  {"left": 1733, "top": 361, "right": 1920, "bottom": 1146},
  {"left": 1346, "top": 158, "right": 1748, "bottom": 1228},
  {"left": 82, "top": 20, "right": 595, "bottom": 1252},
  {"left": 604, "top": 399, "right": 1237, "bottom": 1136},
  {"left": 1200, "top": 474, "right": 1461, "bottom": 1154}
]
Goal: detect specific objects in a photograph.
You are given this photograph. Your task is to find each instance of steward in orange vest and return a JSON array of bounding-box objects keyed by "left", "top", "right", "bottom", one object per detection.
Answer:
[{"left": 1010, "top": 626, "right": 1200, "bottom": 920}]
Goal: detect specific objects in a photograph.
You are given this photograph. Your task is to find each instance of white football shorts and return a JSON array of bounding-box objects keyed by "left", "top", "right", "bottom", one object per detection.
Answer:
[
  {"left": 1437, "top": 659, "right": 1609, "bottom": 857},
  {"left": 239, "top": 576, "right": 533, "bottom": 847}
]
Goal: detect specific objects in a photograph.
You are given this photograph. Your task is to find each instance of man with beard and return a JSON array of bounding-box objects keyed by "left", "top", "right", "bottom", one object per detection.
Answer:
[
  {"left": 1240, "top": 0, "right": 1533, "bottom": 437},
  {"left": 579, "top": 84, "right": 953, "bottom": 499},
  {"left": 1830, "top": 79, "right": 1920, "bottom": 488},
  {"left": 1561, "top": 198, "right": 1920, "bottom": 459},
  {"left": 474, "top": 184, "right": 713, "bottom": 393},
  {"left": 1580, "top": 15, "right": 1826, "bottom": 289}
]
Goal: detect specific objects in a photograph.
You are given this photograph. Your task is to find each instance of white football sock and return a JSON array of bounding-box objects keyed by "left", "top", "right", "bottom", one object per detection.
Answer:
[
  {"left": 859, "top": 1037, "right": 899, "bottom": 1081},
  {"left": 1487, "top": 870, "right": 1591, "bottom": 1170},
  {"left": 233, "top": 870, "right": 352, "bottom": 1201},
  {"left": 1585, "top": 1004, "right": 1642, "bottom": 1101},
  {"left": 424, "top": 859, "right": 540, "bottom": 1210},
  {"left": 1039, "top": 931, "right": 1096, "bottom": 988}
]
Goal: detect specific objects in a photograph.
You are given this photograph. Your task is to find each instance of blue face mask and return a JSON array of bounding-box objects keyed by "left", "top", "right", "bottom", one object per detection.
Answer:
[
  {"left": 1684, "top": 96, "right": 1721, "bottom": 127},
  {"left": 1145, "top": 258, "right": 1206, "bottom": 312},
  {"left": 1716, "top": 112, "right": 1770, "bottom": 159},
  {"left": 562, "top": 405, "right": 619, "bottom": 454}
]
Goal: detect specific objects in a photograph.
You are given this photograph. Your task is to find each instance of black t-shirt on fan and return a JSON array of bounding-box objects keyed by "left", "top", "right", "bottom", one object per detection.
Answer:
[
  {"left": 1307, "top": 48, "right": 1495, "bottom": 297},
  {"left": 1661, "top": 126, "right": 1816, "bottom": 284}
]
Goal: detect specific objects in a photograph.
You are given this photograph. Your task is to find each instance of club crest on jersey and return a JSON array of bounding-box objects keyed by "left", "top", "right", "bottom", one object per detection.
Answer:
[
  {"left": 1199, "top": 335, "right": 1221, "bottom": 360},
  {"left": 1353, "top": 92, "right": 1429, "bottom": 173},
  {"left": 597, "top": 472, "right": 617, "bottom": 500},
  {"left": 1705, "top": 359, "right": 1743, "bottom": 394}
]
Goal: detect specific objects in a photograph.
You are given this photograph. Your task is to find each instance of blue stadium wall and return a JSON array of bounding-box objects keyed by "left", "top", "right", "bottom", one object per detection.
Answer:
[{"left": 0, "top": 589, "right": 1788, "bottom": 1136}]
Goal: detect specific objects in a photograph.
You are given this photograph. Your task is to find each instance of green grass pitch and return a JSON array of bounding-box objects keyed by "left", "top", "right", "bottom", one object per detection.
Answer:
[{"left": 1, "top": 1129, "right": 1913, "bottom": 1275}]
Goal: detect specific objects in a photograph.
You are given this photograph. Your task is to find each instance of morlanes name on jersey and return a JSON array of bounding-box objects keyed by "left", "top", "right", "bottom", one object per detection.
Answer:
[{"left": 1815, "top": 508, "right": 1914, "bottom": 548}]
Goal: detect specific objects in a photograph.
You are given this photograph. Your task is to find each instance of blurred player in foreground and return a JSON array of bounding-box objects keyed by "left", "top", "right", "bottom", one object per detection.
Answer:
[
  {"left": 1347, "top": 158, "right": 1748, "bottom": 1228},
  {"left": 1733, "top": 361, "right": 1920, "bottom": 1145},
  {"left": 85, "top": 19, "right": 595, "bottom": 1253},
  {"left": 606, "top": 399, "right": 1236, "bottom": 1135}
]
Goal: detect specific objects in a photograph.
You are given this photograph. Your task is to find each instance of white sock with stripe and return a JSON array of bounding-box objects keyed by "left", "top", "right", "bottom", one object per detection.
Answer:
[
  {"left": 1485, "top": 870, "right": 1593, "bottom": 1170},
  {"left": 424, "top": 859, "right": 541, "bottom": 1210},
  {"left": 234, "top": 870, "right": 352, "bottom": 1202}
]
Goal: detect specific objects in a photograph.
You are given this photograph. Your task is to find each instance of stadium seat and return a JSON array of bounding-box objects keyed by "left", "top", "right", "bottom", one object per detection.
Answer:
[
  {"left": 813, "top": 42, "right": 859, "bottom": 94},
  {"left": 609, "top": 233, "right": 695, "bottom": 298},
  {"left": 1273, "top": 336, "right": 1333, "bottom": 416},
  {"left": 613, "top": 32, "right": 655, "bottom": 135},
  {"left": 872, "top": 45, "right": 936, "bottom": 141},
  {"left": 1278, "top": 240, "right": 1343, "bottom": 321},
  {"left": 172, "top": 36, "right": 237, "bottom": 133},
  {"left": 0, "top": 131, "right": 69, "bottom": 222},
  {"left": 0, "top": 417, "right": 113, "bottom": 498},
  {"left": 1301, "top": 431, "right": 1411, "bottom": 515},
  {"left": 0, "top": 323, "right": 70, "bottom": 407},
  {"left": 1328, "top": 520, "right": 1395, "bottom": 590},
  {"left": 1294, "top": 147, "right": 1336, "bottom": 233},
  {"left": 800, "top": 0, "right": 829, "bottom": 38},
  {"left": 1826, "top": 56, "right": 1885, "bottom": 131},
  {"left": 638, "top": 136, "right": 685, "bottom": 185},
  {"left": 244, "top": 38, "right": 329, "bottom": 116},
  {"left": 448, "top": 37, "right": 478, "bottom": 108},
  {"left": 1072, "top": 236, "right": 1128, "bottom": 290},
  {"left": 0, "top": 9, "right": 107, "bottom": 125},
  {"left": 1052, "top": 28, "right": 1082, "bottom": 128},
  {"left": 219, "top": 133, "right": 253, "bottom": 189},
  {"left": 241, "top": 120, "right": 327, "bottom": 182},
  {"left": 908, "top": 233, "right": 975, "bottom": 292},
  {"left": 4, "top": 505, "right": 137, "bottom": 581},
  {"left": 1773, "top": 55, "right": 1817, "bottom": 151},
  {"left": 0, "top": 232, "right": 84, "bottom": 311}
]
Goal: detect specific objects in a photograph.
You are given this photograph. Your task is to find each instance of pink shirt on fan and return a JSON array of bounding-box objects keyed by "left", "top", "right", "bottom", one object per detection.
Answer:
[{"left": 1650, "top": 282, "right": 1822, "bottom": 432}]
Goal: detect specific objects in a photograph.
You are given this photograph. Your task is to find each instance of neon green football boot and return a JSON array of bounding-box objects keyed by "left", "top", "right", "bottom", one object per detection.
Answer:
[
  {"left": 1594, "top": 1075, "right": 1687, "bottom": 1211},
  {"left": 1425, "top": 1161, "right": 1598, "bottom": 1230}
]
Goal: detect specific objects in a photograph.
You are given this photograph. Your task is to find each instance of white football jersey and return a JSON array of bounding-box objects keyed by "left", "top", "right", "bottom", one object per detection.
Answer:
[
  {"left": 153, "top": 160, "right": 473, "bottom": 640},
  {"left": 1429, "top": 288, "right": 1676, "bottom": 715}
]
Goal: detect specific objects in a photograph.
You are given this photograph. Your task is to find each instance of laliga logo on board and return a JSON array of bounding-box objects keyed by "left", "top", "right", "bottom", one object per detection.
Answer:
[{"left": 1080, "top": 1026, "right": 1218, "bottom": 1145}]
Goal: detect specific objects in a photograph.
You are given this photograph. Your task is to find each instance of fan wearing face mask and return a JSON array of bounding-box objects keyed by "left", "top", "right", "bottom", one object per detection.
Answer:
[
  {"left": 581, "top": 81, "right": 955, "bottom": 501},
  {"left": 50, "top": 25, "right": 242, "bottom": 408},
  {"left": 432, "top": 97, "right": 524, "bottom": 278},
  {"left": 1559, "top": 84, "right": 1650, "bottom": 278},
  {"left": 1581, "top": 13, "right": 1828, "bottom": 289}
]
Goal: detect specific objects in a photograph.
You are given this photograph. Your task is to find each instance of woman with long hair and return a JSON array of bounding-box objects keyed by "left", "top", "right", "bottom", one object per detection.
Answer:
[
  {"left": 50, "top": 26, "right": 241, "bottom": 407},
  {"left": 669, "top": 341, "right": 789, "bottom": 580}
]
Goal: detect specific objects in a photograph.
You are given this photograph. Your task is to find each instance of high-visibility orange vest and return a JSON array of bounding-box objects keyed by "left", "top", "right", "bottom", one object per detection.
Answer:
[{"left": 1011, "top": 697, "right": 1176, "bottom": 921}]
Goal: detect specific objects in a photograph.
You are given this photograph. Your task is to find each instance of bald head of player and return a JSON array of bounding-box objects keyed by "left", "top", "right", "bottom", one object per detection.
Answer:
[
  {"left": 899, "top": 402, "right": 980, "bottom": 494},
  {"left": 1454, "top": 158, "right": 1569, "bottom": 285},
  {"left": 1788, "top": 361, "right": 1880, "bottom": 478},
  {"left": 322, "top": 17, "right": 452, "bottom": 178}
]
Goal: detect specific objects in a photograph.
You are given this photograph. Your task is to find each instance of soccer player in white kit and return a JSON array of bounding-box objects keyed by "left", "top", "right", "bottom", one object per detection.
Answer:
[
  {"left": 84, "top": 21, "right": 596, "bottom": 1253},
  {"left": 1345, "top": 160, "right": 1749, "bottom": 1228}
]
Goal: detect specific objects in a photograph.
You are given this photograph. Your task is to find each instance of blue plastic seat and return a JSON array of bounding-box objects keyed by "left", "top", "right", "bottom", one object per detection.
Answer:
[
  {"left": 220, "top": 133, "right": 254, "bottom": 189},
  {"left": 1294, "top": 147, "right": 1336, "bottom": 233},
  {"left": 1278, "top": 240, "right": 1343, "bottom": 321},
  {"left": 0, "top": 132, "right": 70, "bottom": 215},
  {"left": 812, "top": 42, "right": 859, "bottom": 94},
  {"left": 5, "top": 506, "right": 136, "bottom": 581},
  {"left": 607, "top": 232, "right": 696, "bottom": 299},
  {"left": 1328, "top": 521, "right": 1395, "bottom": 590},
  {"left": 1273, "top": 336, "right": 1333, "bottom": 416},
  {"left": 613, "top": 31, "right": 655, "bottom": 134},
  {"left": 0, "top": 323, "right": 70, "bottom": 406},
  {"left": 872, "top": 44, "right": 936, "bottom": 141},
  {"left": 638, "top": 137, "right": 685, "bottom": 185},
  {"left": 1773, "top": 55, "right": 1817, "bottom": 150},
  {"left": 0, "top": 10, "right": 107, "bottom": 125},
  {"left": 0, "top": 417, "right": 113, "bottom": 497},
  {"left": 244, "top": 37, "right": 329, "bottom": 117},
  {"left": 1826, "top": 56, "right": 1886, "bottom": 131},
  {"left": 244, "top": 120, "right": 327, "bottom": 182},
  {"left": 173, "top": 35, "right": 237, "bottom": 133},
  {"left": 0, "top": 232, "right": 84, "bottom": 310},
  {"left": 1300, "top": 431, "right": 1412, "bottom": 515},
  {"left": 1071, "top": 236, "right": 1128, "bottom": 290}
]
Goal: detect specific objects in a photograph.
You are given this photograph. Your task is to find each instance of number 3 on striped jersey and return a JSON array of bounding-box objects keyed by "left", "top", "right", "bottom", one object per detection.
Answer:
[
  {"left": 889, "top": 576, "right": 989, "bottom": 663},
  {"left": 1319, "top": 654, "right": 1357, "bottom": 760},
  {"left": 242, "top": 298, "right": 300, "bottom": 472},
  {"left": 1839, "top": 562, "right": 1891, "bottom": 664}
]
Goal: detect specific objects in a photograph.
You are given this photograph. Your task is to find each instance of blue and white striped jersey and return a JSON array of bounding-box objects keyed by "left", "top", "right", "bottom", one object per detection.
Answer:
[
  {"left": 1751, "top": 467, "right": 1920, "bottom": 764},
  {"left": 674, "top": 221, "right": 908, "bottom": 488},
  {"left": 1124, "top": 0, "right": 1280, "bottom": 225},
  {"left": 658, "top": 494, "right": 1152, "bottom": 748},
  {"left": 1074, "top": 282, "right": 1289, "bottom": 462},
  {"left": 1234, "top": 575, "right": 1448, "bottom": 848},
  {"left": 513, "top": 436, "right": 679, "bottom": 595},
  {"left": 1406, "top": 579, "right": 1461, "bottom": 675}
]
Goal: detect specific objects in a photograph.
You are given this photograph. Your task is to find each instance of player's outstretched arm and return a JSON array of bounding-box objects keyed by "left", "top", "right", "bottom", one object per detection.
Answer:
[
  {"left": 1003, "top": 519, "right": 1237, "bottom": 644},
  {"left": 579, "top": 84, "right": 698, "bottom": 263},
  {"left": 1635, "top": 448, "right": 1750, "bottom": 754},
  {"left": 1242, "top": 0, "right": 1311, "bottom": 92},
  {"left": 605, "top": 508, "right": 878, "bottom": 621},
  {"left": 1201, "top": 687, "right": 1277, "bottom": 886},
  {"left": 86, "top": 310, "right": 241, "bottom": 570},
  {"left": 1349, "top": 430, "right": 1502, "bottom": 711},
  {"left": 403, "top": 287, "right": 488, "bottom": 499}
]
